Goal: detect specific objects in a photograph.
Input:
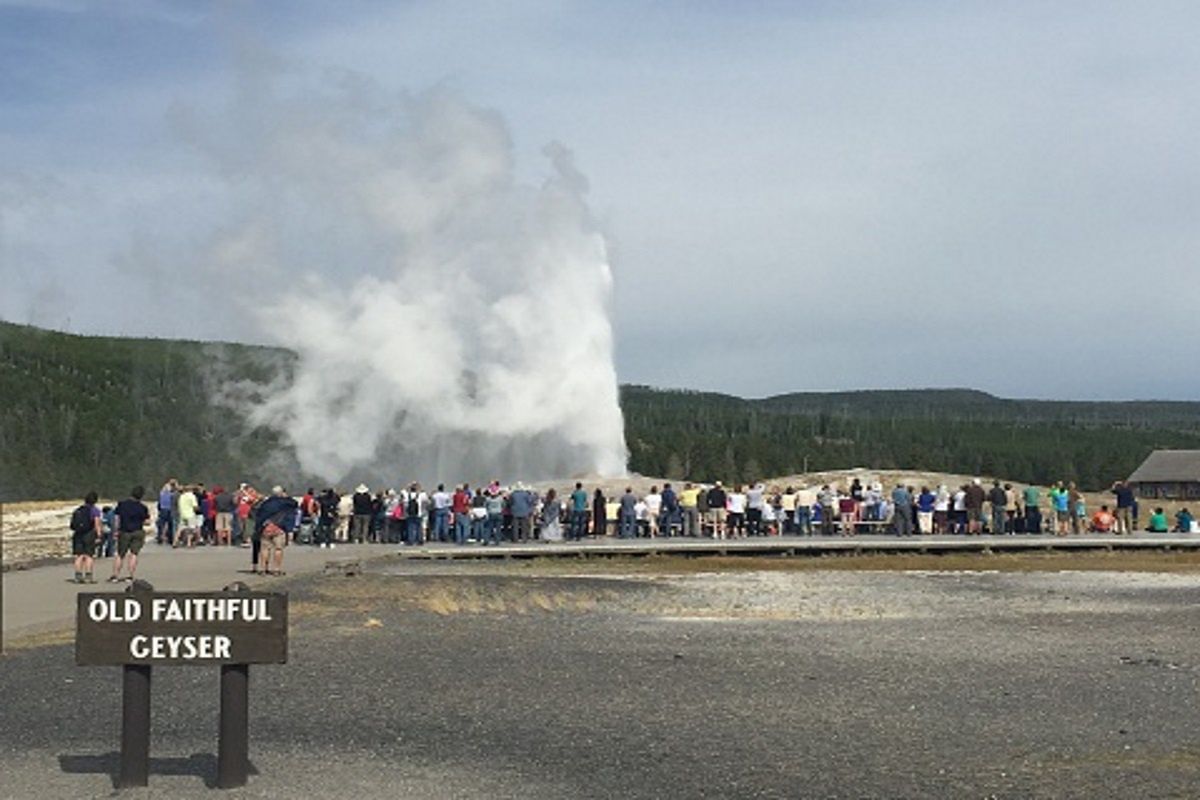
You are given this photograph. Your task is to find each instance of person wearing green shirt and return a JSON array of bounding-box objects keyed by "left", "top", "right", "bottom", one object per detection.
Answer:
[
  {"left": 1022, "top": 485, "right": 1042, "bottom": 534},
  {"left": 1148, "top": 508, "right": 1169, "bottom": 533}
]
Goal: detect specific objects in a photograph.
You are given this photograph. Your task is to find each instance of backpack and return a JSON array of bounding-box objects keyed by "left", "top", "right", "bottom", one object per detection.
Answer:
[
  {"left": 70, "top": 505, "right": 92, "bottom": 534},
  {"left": 406, "top": 495, "right": 419, "bottom": 517}
]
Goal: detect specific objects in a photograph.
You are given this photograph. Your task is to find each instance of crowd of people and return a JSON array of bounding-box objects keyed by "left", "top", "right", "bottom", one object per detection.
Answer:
[{"left": 67, "top": 475, "right": 1198, "bottom": 582}]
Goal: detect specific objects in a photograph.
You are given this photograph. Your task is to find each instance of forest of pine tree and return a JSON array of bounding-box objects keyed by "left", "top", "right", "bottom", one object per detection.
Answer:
[{"left": 4, "top": 321, "right": 1199, "bottom": 500}]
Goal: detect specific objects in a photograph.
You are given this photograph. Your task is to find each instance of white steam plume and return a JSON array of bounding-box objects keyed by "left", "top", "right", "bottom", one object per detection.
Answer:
[{"left": 189, "top": 73, "right": 627, "bottom": 485}]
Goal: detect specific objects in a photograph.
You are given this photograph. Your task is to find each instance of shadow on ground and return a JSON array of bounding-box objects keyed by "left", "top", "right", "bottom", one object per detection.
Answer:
[{"left": 58, "top": 752, "right": 258, "bottom": 789}]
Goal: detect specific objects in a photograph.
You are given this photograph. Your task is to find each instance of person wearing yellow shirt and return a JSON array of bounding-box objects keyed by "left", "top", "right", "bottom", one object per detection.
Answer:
[
  {"left": 780, "top": 489, "right": 798, "bottom": 535},
  {"left": 679, "top": 483, "right": 700, "bottom": 537}
]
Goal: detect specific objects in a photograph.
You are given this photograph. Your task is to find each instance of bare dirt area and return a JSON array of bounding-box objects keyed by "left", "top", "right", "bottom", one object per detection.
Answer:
[
  {"left": 5, "top": 563, "right": 1200, "bottom": 798},
  {"left": 2, "top": 501, "right": 79, "bottom": 564}
]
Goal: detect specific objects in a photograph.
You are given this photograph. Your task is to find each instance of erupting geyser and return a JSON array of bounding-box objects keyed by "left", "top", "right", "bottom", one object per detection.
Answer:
[{"left": 196, "top": 76, "right": 628, "bottom": 484}]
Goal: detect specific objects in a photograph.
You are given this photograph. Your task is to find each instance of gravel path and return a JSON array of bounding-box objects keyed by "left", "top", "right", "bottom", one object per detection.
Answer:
[{"left": 3, "top": 567, "right": 1200, "bottom": 798}]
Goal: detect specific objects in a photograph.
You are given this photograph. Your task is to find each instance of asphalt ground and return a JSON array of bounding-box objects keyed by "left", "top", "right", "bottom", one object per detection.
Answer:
[{"left": 3, "top": 565, "right": 1200, "bottom": 799}]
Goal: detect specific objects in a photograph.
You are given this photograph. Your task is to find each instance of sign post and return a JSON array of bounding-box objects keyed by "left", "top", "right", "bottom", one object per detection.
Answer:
[
  {"left": 218, "top": 663, "right": 251, "bottom": 788},
  {"left": 76, "top": 581, "right": 287, "bottom": 790},
  {"left": 119, "top": 663, "right": 151, "bottom": 788}
]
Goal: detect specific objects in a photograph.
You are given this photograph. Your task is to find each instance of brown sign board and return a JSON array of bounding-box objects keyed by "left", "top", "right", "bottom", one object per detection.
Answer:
[{"left": 76, "top": 591, "right": 288, "bottom": 666}]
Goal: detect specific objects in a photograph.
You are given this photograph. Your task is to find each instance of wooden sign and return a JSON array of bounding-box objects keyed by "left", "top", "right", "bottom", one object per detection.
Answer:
[{"left": 76, "top": 591, "right": 288, "bottom": 666}]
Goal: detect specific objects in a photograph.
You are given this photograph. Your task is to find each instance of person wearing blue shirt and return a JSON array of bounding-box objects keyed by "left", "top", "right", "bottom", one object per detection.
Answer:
[
  {"left": 916, "top": 487, "right": 936, "bottom": 534},
  {"left": 1111, "top": 480, "right": 1136, "bottom": 534},
  {"left": 509, "top": 485, "right": 534, "bottom": 542},
  {"left": 660, "top": 483, "right": 679, "bottom": 537},
  {"left": 156, "top": 480, "right": 177, "bottom": 545}
]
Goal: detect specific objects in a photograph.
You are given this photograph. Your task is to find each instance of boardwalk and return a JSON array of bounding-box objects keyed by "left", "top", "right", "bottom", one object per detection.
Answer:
[{"left": 394, "top": 533, "right": 1200, "bottom": 560}]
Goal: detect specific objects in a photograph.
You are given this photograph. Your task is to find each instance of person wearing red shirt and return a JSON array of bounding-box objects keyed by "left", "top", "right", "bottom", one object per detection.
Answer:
[{"left": 452, "top": 485, "right": 472, "bottom": 545}]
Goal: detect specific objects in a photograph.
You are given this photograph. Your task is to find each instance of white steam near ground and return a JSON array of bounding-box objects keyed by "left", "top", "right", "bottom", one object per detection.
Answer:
[{"left": 186, "top": 70, "right": 627, "bottom": 486}]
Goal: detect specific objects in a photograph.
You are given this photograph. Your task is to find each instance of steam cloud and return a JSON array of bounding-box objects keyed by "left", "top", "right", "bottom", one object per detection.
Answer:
[{"left": 190, "top": 72, "right": 627, "bottom": 485}]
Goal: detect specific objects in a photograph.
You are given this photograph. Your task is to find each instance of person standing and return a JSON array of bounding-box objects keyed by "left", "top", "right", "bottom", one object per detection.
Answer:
[
  {"left": 469, "top": 489, "right": 487, "bottom": 543},
  {"left": 679, "top": 483, "right": 700, "bottom": 538},
  {"left": 706, "top": 482, "right": 727, "bottom": 539},
  {"left": 1004, "top": 483, "right": 1019, "bottom": 533},
  {"left": 176, "top": 484, "right": 200, "bottom": 548},
  {"left": 541, "top": 489, "right": 564, "bottom": 542},
  {"left": 70, "top": 491, "right": 101, "bottom": 583},
  {"left": 110, "top": 486, "right": 150, "bottom": 583},
  {"left": 403, "top": 484, "right": 426, "bottom": 545},
  {"left": 1050, "top": 482, "right": 1071, "bottom": 536},
  {"left": 779, "top": 488, "right": 797, "bottom": 535},
  {"left": 727, "top": 486, "right": 747, "bottom": 537},
  {"left": 964, "top": 479, "right": 986, "bottom": 535},
  {"left": 891, "top": 484, "right": 913, "bottom": 537},
  {"left": 916, "top": 487, "right": 936, "bottom": 534},
  {"left": 745, "top": 483, "right": 765, "bottom": 536},
  {"left": 452, "top": 485, "right": 472, "bottom": 545},
  {"left": 317, "top": 488, "right": 339, "bottom": 548},
  {"left": 795, "top": 484, "right": 816, "bottom": 536},
  {"left": 214, "top": 485, "right": 235, "bottom": 545},
  {"left": 1019, "top": 484, "right": 1040, "bottom": 533},
  {"left": 695, "top": 484, "right": 710, "bottom": 536},
  {"left": 509, "top": 484, "right": 535, "bottom": 542},
  {"left": 337, "top": 490, "right": 354, "bottom": 542},
  {"left": 817, "top": 485, "right": 837, "bottom": 537},
  {"left": 155, "top": 480, "right": 177, "bottom": 545},
  {"left": 234, "top": 483, "right": 258, "bottom": 546},
  {"left": 988, "top": 481, "right": 1008, "bottom": 535},
  {"left": 255, "top": 486, "right": 298, "bottom": 576},
  {"left": 592, "top": 488, "right": 608, "bottom": 537},
  {"left": 643, "top": 486, "right": 662, "bottom": 537},
  {"left": 569, "top": 483, "right": 589, "bottom": 541},
  {"left": 1112, "top": 480, "right": 1136, "bottom": 535},
  {"left": 1069, "top": 482, "right": 1087, "bottom": 535},
  {"left": 350, "top": 484, "right": 373, "bottom": 544},
  {"left": 484, "top": 486, "right": 505, "bottom": 545},
  {"left": 618, "top": 487, "right": 638, "bottom": 539},
  {"left": 430, "top": 484, "right": 452, "bottom": 542},
  {"left": 660, "top": 483, "right": 679, "bottom": 537},
  {"left": 99, "top": 504, "right": 116, "bottom": 558}
]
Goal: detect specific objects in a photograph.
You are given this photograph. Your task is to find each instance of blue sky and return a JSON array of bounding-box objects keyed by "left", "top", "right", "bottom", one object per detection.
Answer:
[{"left": 3, "top": 0, "right": 1199, "bottom": 400}]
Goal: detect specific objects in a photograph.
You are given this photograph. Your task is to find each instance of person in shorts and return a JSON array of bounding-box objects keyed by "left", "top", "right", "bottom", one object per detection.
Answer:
[
  {"left": 111, "top": 485, "right": 150, "bottom": 583},
  {"left": 255, "top": 486, "right": 298, "bottom": 576},
  {"left": 71, "top": 491, "right": 101, "bottom": 583}
]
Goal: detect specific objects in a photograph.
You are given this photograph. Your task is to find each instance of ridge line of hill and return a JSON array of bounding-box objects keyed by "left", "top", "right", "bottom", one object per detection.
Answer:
[{"left": 4, "top": 320, "right": 1200, "bottom": 500}]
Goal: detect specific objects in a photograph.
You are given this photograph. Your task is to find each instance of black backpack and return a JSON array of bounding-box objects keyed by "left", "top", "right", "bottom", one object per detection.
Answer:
[{"left": 70, "top": 505, "right": 92, "bottom": 534}]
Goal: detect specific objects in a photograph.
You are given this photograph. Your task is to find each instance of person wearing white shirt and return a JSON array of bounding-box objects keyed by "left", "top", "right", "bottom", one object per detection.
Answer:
[
  {"left": 644, "top": 487, "right": 663, "bottom": 537},
  {"left": 727, "top": 488, "right": 747, "bottom": 537}
]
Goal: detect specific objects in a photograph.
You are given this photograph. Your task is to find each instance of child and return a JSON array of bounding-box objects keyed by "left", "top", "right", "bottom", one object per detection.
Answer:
[{"left": 100, "top": 505, "right": 116, "bottom": 558}]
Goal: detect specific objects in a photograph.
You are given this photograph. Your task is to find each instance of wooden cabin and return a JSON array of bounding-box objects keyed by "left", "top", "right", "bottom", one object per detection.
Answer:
[{"left": 1128, "top": 450, "right": 1200, "bottom": 500}]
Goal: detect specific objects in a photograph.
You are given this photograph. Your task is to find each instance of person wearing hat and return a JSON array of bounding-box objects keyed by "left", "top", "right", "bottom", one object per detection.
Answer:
[{"left": 350, "top": 484, "right": 373, "bottom": 544}]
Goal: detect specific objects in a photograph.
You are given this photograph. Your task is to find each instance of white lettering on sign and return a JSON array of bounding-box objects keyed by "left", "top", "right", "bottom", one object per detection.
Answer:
[
  {"left": 129, "top": 634, "right": 233, "bottom": 660},
  {"left": 87, "top": 597, "right": 142, "bottom": 623},
  {"left": 149, "top": 597, "right": 272, "bottom": 623}
]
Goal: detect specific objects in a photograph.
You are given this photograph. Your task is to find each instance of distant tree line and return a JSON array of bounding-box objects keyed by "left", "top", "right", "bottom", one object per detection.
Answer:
[{"left": 4, "top": 321, "right": 1199, "bottom": 500}]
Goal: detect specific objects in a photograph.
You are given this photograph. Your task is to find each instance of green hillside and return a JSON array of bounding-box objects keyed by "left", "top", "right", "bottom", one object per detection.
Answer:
[
  {"left": 0, "top": 321, "right": 288, "bottom": 501},
  {"left": 622, "top": 386, "right": 1200, "bottom": 489},
  {"left": 3, "top": 320, "right": 1199, "bottom": 500}
]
